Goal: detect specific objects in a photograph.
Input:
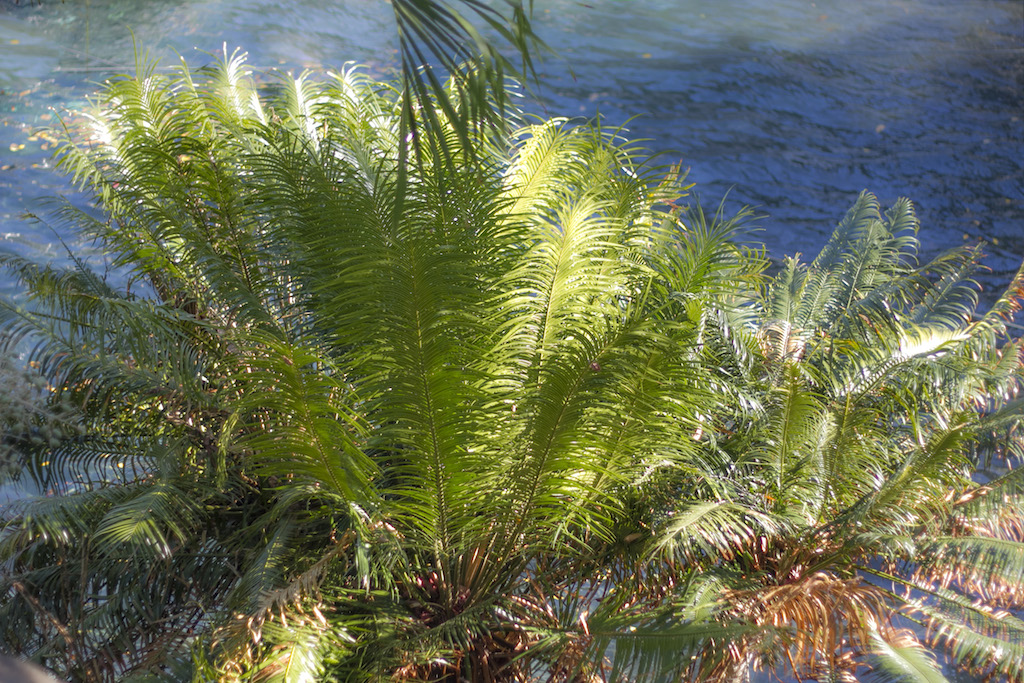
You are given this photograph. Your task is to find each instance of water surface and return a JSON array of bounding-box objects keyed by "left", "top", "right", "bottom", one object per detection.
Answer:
[{"left": 0, "top": 0, "right": 1021, "bottom": 294}]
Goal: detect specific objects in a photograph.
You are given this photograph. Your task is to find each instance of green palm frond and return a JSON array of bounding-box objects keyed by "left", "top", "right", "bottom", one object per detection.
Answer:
[
  {"left": 764, "top": 255, "right": 807, "bottom": 328},
  {"left": 197, "top": 46, "right": 269, "bottom": 130},
  {"left": 0, "top": 483, "right": 124, "bottom": 555},
  {"left": 907, "top": 245, "right": 983, "bottom": 329},
  {"left": 752, "top": 364, "right": 831, "bottom": 512},
  {"left": 653, "top": 500, "right": 781, "bottom": 563},
  {"left": 231, "top": 336, "right": 375, "bottom": 503},
  {"left": 569, "top": 571, "right": 767, "bottom": 683},
  {"left": 980, "top": 258, "right": 1024, "bottom": 331},
  {"left": 93, "top": 481, "right": 202, "bottom": 559},
  {"left": 948, "top": 467, "right": 1024, "bottom": 539},
  {"left": 390, "top": 0, "right": 548, "bottom": 164},
  {"left": 902, "top": 584, "right": 1024, "bottom": 682},
  {"left": 794, "top": 191, "right": 913, "bottom": 332},
  {"left": 913, "top": 535, "right": 1024, "bottom": 602},
  {"left": 244, "top": 620, "right": 329, "bottom": 683},
  {"left": 594, "top": 617, "right": 771, "bottom": 683},
  {"left": 827, "top": 198, "right": 917, "bottom": 331},
  {"left": 230, "top": 519, "right": 298, "bottom": 616},
  {"left": 659, "top": 201, "right": 764, "bottom": 301},
  {"left": 837, "top": 421, "right": 971, "bottom": 531},
  {"left": 500, "top": 118, "right": 601, "bottom": 220},
  {"left": 867, "top": 628, "right": 948, "bottom": 683}
]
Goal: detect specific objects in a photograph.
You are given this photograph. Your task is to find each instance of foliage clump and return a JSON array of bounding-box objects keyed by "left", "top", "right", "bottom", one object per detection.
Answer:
[
  {"left": 0, "top": 352, "right": 81, "bottom": 481},
  {"left": 0, "top": 52, "right": 1022, "bottom": 683}
]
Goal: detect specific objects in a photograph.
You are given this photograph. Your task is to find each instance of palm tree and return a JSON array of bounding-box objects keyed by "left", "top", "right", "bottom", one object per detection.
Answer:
[
  {"left": 634, "top": 192, "right": 1024, "bottom": 681},
  {"left": 0, "top": 52, "right": 755, "bottom": 681}
]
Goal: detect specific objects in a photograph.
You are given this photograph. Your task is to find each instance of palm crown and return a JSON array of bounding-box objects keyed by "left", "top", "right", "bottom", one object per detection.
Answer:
[
  {"left": 678, "top": 192, "right": 1024, "bottom": 681},
  {"left": 0, "top": 48, "right": 1021, "bottom": 683}
]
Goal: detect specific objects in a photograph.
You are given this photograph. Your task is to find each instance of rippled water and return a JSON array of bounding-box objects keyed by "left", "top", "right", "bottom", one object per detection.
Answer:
[
  {"left": 0, "top": 0, "right": 1021, "bottom": 296},
  {"left": 531, "top": 0, "right": 1024, "bottom": 289}
]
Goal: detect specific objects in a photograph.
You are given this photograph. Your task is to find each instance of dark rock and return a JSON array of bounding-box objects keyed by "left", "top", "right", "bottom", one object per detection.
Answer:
[{"left": 0, "top": 656, "right": 63, "bottom": 683}]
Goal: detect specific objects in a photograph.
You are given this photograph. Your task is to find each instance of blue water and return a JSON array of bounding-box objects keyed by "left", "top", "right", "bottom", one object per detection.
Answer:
[{"left": 0, "top": 0, "right": 1021, "bottom": 297}]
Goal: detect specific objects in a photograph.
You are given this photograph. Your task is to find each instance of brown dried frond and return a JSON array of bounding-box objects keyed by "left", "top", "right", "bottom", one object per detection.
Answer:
[{"left": 723, "top": 571, "right": 895, "bottom": 681}]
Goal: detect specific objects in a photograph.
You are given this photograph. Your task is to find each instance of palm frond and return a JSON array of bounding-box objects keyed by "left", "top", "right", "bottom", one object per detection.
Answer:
[
  {"left": 867, "top": 627, "right": 948, "bottom": 683},
  {"left": 653, "top": 500, "right": 780, "bottom": 563},
  {"left": 391, "top": 0, "right": 549, "bottom": 163},
  {"left": 912, "top": 536, "right": 1024, "bottom": 606},
  {"left": 570, "top": 571, "right": 767, "bottom": 683},
  {"left": 763, "top": 256, "right": 807, "bottom": 329},
  {"left": 840, "top": 421, "right": 972, "bottom": 530},
  {"left": 93, "top": 480, "right": 202, "bottom": 560},
  {"left": 902, "top": 585, "right": 1024, "bottom": 682},
  {"left": 4, "top": 40, "right": 1022, "bottom": 682},
  {"left": 231, "top": 336, "right": 375, "bottom": 502},
  {"left": 907, "top": 245, "right": 983, "bottom": 329}
]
